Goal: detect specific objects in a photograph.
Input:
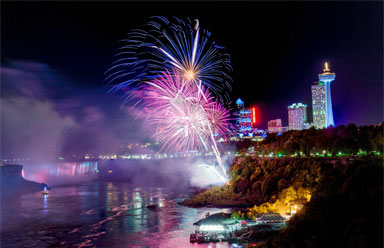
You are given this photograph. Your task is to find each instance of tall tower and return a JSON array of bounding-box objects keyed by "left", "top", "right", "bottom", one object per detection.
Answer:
[{"left": 312, "top": 63, "right": 336, "bottom": 128}]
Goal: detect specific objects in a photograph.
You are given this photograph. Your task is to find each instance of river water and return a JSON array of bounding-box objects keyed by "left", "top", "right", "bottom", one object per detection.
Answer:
[{"left": 0, "top": 182, "right": 232, "bottom": 248}]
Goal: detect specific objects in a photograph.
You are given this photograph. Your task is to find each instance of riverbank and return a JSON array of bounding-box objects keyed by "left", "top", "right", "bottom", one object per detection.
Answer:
[
  {"left": 181, "top": 156, "right": 383, "bottom": 247},
  {"left": 181, "top": 156, "right": 324, "bottom": 211}
]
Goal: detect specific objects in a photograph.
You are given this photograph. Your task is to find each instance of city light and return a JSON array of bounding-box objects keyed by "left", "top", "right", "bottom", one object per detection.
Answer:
[
  {"left": 236, "top": 98, "right": 253, "bottom": 137},
  {"left": 252, "top": 107, "right": 256, "bottom": 124}
]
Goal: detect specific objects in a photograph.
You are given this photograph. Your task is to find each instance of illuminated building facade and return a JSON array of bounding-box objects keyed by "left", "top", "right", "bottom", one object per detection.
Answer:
[
  {"left": 252, "top": 129, "right": 267, "bottom": 141},
  {"left": 312, "top": 62, "right": 335, "bottom": 129},
  {"left": 235, "top": 98, "right": 253, "bottom": 137},
  {"left": 268, "top": 119, "right": 283, "bottom": 133},
  {"left": 288, "top": 103, "right": 307, "bottom": 130}
]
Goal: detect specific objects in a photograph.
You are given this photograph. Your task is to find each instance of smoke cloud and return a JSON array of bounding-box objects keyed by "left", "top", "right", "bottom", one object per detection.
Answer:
[{"left": 1, "top": 60, "right": 75, "bottom": 161}]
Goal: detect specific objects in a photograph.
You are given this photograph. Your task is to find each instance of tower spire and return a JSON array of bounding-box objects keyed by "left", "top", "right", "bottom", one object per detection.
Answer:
[{"left": 324, "top": 62, "right": 330, "bottom": 73}]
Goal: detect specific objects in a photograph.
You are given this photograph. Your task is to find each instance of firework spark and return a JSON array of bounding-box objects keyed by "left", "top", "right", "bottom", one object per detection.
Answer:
[{"left": 197, "top": 164, "right": 228, "bottom": 184}]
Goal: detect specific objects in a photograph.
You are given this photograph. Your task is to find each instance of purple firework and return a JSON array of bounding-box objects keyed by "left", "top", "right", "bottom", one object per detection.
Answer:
[{"left": 142, "top": 70, "right": 231, "bottom": 152}]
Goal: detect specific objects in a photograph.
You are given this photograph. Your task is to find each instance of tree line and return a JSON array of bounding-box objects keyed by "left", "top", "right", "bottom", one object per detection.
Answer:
[{"left": 233, "top": 123, "right": 383, "bottom": 156}]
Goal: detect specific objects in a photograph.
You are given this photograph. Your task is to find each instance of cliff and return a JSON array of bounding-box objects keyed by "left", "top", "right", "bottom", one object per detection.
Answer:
[{"left": 0, "top": 164, "right": 49, "bottom": 197}]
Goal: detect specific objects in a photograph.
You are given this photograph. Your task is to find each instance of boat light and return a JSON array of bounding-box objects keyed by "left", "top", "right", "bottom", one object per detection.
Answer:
[{"left": 199, "top": 225, "right": 225, "bottom": 231}]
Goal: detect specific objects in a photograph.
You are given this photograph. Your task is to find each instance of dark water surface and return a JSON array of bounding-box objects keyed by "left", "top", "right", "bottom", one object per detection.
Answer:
[{"left": 1, "top": 182, "right": 232, "bottom": 248}]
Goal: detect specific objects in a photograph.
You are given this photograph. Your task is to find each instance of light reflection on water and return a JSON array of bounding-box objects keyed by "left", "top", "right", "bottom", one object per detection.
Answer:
[{"left": 1, "top": 182, "right": 232, "bottom": 247}]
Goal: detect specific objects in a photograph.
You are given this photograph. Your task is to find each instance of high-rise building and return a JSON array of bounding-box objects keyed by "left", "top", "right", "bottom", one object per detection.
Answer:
[
  {"left": 268, "top": 119, "right": 283, "bottom": 133},
  {"left": 235, "top": 98, "right": 253, "bottom": 137},
  {"left": 312, "top": 62, "right": 336, "bottom": 129},
  {"left": 288, "top": 103, "right": 307, "bottom": 130},
  {"left": 236, "top": 98, "right": 244, "bottom": 110}
]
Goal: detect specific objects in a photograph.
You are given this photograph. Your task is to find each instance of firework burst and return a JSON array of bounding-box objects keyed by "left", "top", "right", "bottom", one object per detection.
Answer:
[
  {"left": 143, "top": 70, "right": 231, "bottom": 153},
  {"left": 106, "top": 16, "right": 232, "bottom": 103}
]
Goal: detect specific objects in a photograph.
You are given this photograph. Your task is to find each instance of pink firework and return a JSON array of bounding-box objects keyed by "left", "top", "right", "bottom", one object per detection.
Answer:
[
  {"left": 205, "top": 102, "right": 232, "bottom": 139},
  {"left": 142, "top": 70, "right": 231, "bottom": 152}
]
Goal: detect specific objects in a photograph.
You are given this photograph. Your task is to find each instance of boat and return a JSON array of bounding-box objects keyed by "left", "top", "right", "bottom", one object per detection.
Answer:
[
  {"left": 190, "top": 233, "right": 197, "bottom": 243},
  {"left": 196, "top": 233, "right": 210, "bottom": 243},
  {"left": 42, "top": 187, "right": 49, "bottom": 196}
]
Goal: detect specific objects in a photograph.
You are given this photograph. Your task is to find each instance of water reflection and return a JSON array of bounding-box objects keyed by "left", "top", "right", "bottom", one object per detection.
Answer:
[
  {"left": 1, "top": 182, "right": 231, "bottom": 247},
  {"left": 42, "top": 194, "right": 48, "bottom": 215}
]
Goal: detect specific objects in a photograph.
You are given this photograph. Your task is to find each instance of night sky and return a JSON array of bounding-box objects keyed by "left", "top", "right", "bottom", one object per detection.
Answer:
[{"left": 1, "top": 2, "right": 382, "bottom": 157}]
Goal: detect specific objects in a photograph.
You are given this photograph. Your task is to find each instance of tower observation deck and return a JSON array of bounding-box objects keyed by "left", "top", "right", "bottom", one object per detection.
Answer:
[{"left": 312, "top": 62, "right": 336, "bottom": 128}]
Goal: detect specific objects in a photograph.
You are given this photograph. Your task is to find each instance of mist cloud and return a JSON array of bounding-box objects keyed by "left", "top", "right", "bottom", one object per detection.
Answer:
[{"left": 1, "top": 59, "right": 146, "bottom": 161}]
